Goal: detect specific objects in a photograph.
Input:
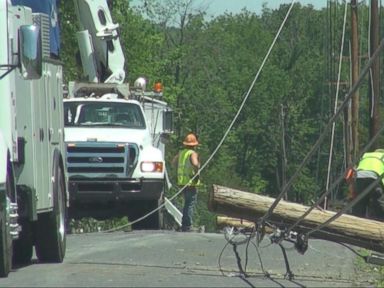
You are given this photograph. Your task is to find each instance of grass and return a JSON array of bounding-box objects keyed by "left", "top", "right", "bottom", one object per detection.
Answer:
[
  {"left": 68, "top": 216, "right": 131, "bottom": 233},
  {"left": 353, "top": 248, "right": 383, "bottom": 287}
]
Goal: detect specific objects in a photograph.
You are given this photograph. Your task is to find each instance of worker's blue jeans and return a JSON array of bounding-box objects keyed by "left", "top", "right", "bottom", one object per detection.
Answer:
[{"left": 181, "top": 186, "right": 197, "bottom": 231}]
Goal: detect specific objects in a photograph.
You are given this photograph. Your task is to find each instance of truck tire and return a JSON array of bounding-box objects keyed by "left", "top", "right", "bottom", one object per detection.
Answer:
[
  {"left": 155, "top": 198, "right": 164, "bottom": 229},
  {"left": 35, "top": 163, "right": 66, "bottom": 263},
  {"left": 0, "top": 168, "right": 13, "bottom": 277},
  {"left": 134, "top": 199, "right": 163, "bottom": 230}
]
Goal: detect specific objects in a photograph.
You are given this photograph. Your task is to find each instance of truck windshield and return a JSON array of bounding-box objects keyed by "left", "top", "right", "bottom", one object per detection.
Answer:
[{"left": 64, "top": 101, "right": 146, "bottom": 129}]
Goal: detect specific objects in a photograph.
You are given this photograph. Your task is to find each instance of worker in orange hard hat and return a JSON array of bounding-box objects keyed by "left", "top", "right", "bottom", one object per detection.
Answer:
[
  {"left": 182, "top": 133, "right": 199, "bottom": 146},
  {"left": 172, "top": 133, "right": 201, "bottom": 232}
]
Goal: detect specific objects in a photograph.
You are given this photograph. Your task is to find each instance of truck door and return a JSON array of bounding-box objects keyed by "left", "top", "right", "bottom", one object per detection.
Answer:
[{"left": 142, "top": 101, "right": 164, "bottom": 151}]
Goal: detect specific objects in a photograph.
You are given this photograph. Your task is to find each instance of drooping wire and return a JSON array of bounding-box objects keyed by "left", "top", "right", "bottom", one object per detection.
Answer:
[
  {"left": 293, "top": 1, "right": 384, "bottom": 241},
  {"left": 287, "top": 121, "right": 384, "bottom": 233},
  {"left": 250, "top": 239, "right": 270, "bottom": 277},
  {"left": 285, "top": 29, "right": 384, "bottom": 236},
  {"left": 258, "top": 37, "right": 384, "bottom": 228},
  {"left": 324, "top": 0, "right": 348, "bottom": 209},
  {"left": 306, "top": 174, "right": 384, "bottom": 238},
  {"left": 219, "top": 226, "right": 270, "bottom": 278},
  {"left": 218, "top": 237, "right": 232, "bottom": 276},
  {"left": 335, "top": 241, "right": 369, "bottom": 259},
  {"left": 315, "top": 0, "right": 331, "bottom": 195},
  {"left": 220, "top": 2, "right": 382, "bottom": 276},
  {"left": 103, "top": 0, "right": 297, "bottom": 233},
  {"left": 243, "top": 230, "right": 252, "bottom": 273}
]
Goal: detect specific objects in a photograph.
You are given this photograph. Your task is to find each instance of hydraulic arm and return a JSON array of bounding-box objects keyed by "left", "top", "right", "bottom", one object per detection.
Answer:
[{"left": 74, "top": 0, "right": 126, "bottom": 84}]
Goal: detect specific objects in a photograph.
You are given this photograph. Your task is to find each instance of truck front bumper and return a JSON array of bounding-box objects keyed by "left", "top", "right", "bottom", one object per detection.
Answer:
[{"left": 68, "top": 178, "right": 164, "bottom": 203}]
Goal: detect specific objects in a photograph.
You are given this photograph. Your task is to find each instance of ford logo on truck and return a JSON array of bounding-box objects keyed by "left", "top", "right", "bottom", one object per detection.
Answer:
[{"left": 89, "top": 157, "right": 103, "bottom": 163}]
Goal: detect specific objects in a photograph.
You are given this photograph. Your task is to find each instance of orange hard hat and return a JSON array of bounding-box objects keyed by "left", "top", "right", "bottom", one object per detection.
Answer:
[{"left": 183, "top": 133, "right": 199, "bottom": 146}]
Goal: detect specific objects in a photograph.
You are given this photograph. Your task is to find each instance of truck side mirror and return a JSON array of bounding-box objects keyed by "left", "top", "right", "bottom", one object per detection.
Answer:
[
  {"left": 19, "top": 25, "right": 42, "bottom": 80},
  {"left": 163, "top": 109, "right": 173, "bottom": 134}
]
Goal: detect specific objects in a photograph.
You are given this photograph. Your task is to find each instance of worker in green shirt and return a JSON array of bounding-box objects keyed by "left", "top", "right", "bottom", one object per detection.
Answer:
[{"left": 172, "top": 133, "right": 201, "bottom": 232}]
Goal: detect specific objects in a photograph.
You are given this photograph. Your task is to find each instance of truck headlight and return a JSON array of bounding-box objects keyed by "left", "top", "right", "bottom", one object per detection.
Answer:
[{"left": 140, "top": 162, "right": 163, "bottom": 173}]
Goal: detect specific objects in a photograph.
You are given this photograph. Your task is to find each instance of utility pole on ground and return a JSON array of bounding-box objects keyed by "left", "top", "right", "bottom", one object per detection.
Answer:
[{"left": 209, "top": 185, "right": 384, "bottom": 253}]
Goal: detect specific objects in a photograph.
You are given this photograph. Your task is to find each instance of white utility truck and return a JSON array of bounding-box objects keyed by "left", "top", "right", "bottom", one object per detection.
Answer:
[
  {"left": 64, "top": 0, "right": 173, "bottom": 229},
  {"left": 0, "top": 0, "right": 67, "bottom": 277}
]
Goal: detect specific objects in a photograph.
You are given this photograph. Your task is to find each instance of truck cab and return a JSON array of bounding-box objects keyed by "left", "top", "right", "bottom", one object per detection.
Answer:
[
  {"left": 64, "top": 0, "right": 173, "bottom": 228},
  {"left": 64, "top": 81, "right": 172, "bottom": 228}
]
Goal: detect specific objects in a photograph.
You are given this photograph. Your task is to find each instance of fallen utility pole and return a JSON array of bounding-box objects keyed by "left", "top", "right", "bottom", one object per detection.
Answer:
[
  {"left": 209, "top": 185, "right": 384, "bottom": 253},
  {"left": 216, "top": 216, "right": 256, "bottom": 230},
  {"left": 216, "top": 216, "right": 276, "bottom": 235}
]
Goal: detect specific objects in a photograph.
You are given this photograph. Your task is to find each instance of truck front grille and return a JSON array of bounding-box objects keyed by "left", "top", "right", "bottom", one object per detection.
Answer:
[{"left": 66, "top": 142, "right": 138, "bottom": 177}]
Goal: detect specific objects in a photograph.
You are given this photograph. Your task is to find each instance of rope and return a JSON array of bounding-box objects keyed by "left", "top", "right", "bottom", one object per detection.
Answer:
[
  {"left": 258, "top": 37, "right": 384, "bottom": 227},
  {"left": 218, "top": 237, "right": 232, "bottom": 276},
  {"left": 324, "top": 0, "right": 348, "bottom": 209},
  {"left": 251, "top": 239, "right": 270, "bottom": 278},
  {"left": 103, "top": 0, "right": 297, "bottom": 233},
  {"left": 220, "top": 226, "right": 271, "bottom": 278}
]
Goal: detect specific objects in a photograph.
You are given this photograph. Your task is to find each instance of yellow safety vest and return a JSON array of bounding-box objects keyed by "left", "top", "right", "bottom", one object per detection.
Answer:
[
  {"left": 357, "top": 152, "right": 384, "bottom": 185},
  {"left": 177, "top": 149, "right": 200, "bottom": 186}
]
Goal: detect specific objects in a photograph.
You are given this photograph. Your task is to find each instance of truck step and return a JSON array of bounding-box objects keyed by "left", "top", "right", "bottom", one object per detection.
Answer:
[
  {"left": 164, "top": 197, "right": 182, "bottom": 228},
  {"left": 8, "top": 202, "right": 20, "bottom": 239}
]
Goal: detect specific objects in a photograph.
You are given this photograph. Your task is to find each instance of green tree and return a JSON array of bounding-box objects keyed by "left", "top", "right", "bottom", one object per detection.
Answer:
[{"left": 59, "top": 1, "right": 378, "bottom": 230}]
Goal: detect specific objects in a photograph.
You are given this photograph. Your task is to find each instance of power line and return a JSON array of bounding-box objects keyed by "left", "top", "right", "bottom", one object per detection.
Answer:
[
  {"left": 324, "top": 0, "right": 348, "bottom": 209},
  {"left": 287, "top": 122, "right": 384, "bottom": 233},
  {"left": 103, "top": 0, "right": 298, "bottom": 233},
  {"left": 258, "top": 37, "right": 384, "bottom": 228}
]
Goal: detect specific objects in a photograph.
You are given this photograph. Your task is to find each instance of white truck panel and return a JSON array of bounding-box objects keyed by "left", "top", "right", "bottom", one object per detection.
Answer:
[
  {"left": 143, "top": 100, "right": 168, "bottom": 155},
  {"left": 0, "top": 0, "right": 68, "bottom": 276},
  {"left": 0, "top": 134, "right": 8, "bottom": 188},
  {"left": 1, "top": 5, "right": 65, "bottom": 212}
]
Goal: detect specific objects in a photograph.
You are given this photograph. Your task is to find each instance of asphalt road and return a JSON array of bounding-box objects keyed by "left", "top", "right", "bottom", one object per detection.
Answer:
[{"left": 0, "top": 230, "right": 377, "bottom": 287}]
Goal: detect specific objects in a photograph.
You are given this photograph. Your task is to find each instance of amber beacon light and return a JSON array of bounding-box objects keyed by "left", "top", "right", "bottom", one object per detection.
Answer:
[{"left": 153, "top": 82, "right": 163, "bottom": 93}]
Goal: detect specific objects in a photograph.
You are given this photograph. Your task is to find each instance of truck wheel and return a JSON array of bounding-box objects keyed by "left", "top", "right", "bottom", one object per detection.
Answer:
[
  {"left": 35, "top": 164, "right": 66, "bottom": 262},
  {"left": 0, "top": 169, "right": 13, "bottom": 277},
  {"left": 156, "top": 198, "right": 164, "bottom": 229},
  {"left": 141, "top": 199, "right": 164, "bottom": 230},
  {"left": 12, "top": 219, "right": 32, "bottom": 265}
]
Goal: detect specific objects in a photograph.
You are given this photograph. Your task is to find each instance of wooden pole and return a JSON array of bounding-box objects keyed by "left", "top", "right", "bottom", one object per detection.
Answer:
[
  {"left": 216, "top": 216, "right": 274, "bottom": 234},
  {"left": 351, "top": 0, "right": 359, "bottom": 161},
  {"left": 209, "top": 185, "right": 384, "bottom": 253},
  {"left": 216, "top": 216, "right": 255, "bottom": 229}
]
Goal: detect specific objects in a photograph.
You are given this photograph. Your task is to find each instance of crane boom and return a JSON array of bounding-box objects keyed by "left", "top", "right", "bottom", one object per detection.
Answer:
[{"left": 74, "top": 0, "right": 126, "bottom": 84}]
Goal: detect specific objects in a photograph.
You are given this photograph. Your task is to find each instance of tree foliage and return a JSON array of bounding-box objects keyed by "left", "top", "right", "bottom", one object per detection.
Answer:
[{"left": 60, "top": 1, "right": 379, "bottom": 231}]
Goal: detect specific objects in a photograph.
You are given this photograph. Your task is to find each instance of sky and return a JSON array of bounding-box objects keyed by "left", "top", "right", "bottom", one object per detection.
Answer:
[
  {"left": 194, "top": 0, "right": 326, "bottom": 17},
  {"left": 131, "top": 1, "right": 327, "bottom": 17}
]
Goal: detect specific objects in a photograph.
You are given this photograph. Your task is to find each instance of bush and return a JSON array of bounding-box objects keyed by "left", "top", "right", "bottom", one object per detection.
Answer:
[{"left": 68, "top": 216, "right": 131, "bottom": 233}]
